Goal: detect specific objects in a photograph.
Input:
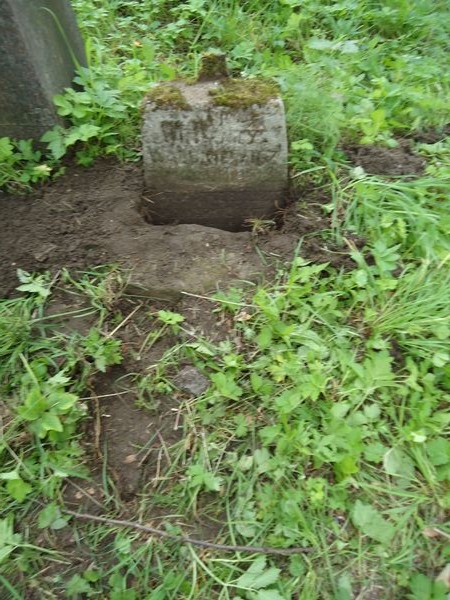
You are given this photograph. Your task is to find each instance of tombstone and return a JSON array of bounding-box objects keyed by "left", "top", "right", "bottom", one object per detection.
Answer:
[
  {"left": 141, "top": 55, "right": 288, "bottom": 231},
  {"left": 0, "top": 0, "right": 86, "bottom": 141}
]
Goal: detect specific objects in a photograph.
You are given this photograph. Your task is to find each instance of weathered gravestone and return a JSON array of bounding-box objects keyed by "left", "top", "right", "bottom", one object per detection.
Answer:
[
  {"left": 141, "top": 55, "right": 288, "bottom": 231},
  {"left": 0, "top": 0, "right": 86, "bottom": 140}
]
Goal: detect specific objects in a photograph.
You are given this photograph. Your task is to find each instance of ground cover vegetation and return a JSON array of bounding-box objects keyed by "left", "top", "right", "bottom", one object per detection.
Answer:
[{"left": 1, "top": 0, "right": 450, "bottom": 598}]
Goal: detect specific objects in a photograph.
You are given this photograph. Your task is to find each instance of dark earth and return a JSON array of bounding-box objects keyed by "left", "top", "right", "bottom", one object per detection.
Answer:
[
  {"left": 0, "top": 140, "right": 426, "bottom": 298},
  {"left": 0, "top": 158, "right": 347, "bottom": 300},
  {"left": 343, "top": 139, "right": 426, "bottom": 177}
]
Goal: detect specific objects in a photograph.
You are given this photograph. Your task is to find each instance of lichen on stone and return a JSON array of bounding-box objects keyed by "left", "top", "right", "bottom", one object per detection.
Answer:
[
  {"left": 209, "top": 79, "right": 279, "bottom": 109},
  {"left": 197, "top": 52, "right": 229, "bottom": 82},
  {"left": 144, "top": 84, "right": 189, "bottom": 110}
]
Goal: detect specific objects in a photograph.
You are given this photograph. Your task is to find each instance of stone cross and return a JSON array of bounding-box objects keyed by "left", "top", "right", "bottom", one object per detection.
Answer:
[
  {"left": 0, "top": 0, "right": 86, "bottom": 140},
  {"left": 141, "top": 55, "right": 288, "bottom": 231}
]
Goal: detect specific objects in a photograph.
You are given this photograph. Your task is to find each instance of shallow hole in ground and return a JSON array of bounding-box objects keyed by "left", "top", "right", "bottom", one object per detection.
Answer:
[
  {"left": 138, "top": 186, "right": 289, "bottom": 233},
  {"left": 0, "top": 158, "right": 359, "bottom": 299}
]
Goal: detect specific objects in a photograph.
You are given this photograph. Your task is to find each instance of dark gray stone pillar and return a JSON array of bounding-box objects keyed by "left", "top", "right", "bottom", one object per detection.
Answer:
[{"left": 0, "top": 0, "right": 86, "bottom": 140}]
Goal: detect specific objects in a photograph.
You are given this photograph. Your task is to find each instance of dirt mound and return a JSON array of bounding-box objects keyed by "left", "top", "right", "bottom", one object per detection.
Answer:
[
  {"left": 344, "top": 141, "right": 425, "bottom": 177},
  {"left": 410, "top": 124, "right": 450, "bottom": 144}
]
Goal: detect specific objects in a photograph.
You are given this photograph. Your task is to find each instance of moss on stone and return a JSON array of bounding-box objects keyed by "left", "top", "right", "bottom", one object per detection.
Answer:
[
  {"left": 197, "top": 52, "right": 229, "bottom": 82},
  {"left": 209, "top": 79, "right": 279, "bottom": 109},
  {"left": 144, "top": 85, "right": 189, "bottom": 110}
]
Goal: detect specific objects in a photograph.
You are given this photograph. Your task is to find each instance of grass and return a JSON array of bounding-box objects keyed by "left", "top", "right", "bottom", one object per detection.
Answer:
[{"left": 1, "top": 0, "right": 450, "bottom": 598}]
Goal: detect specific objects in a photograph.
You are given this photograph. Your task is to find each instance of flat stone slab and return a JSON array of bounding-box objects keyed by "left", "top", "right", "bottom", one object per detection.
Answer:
[
  {"left": 141, "top": 80, "right": 288, "bottom": 231},
  {"left": 0, "top": 0, "right": 86, "bottom": 140}
]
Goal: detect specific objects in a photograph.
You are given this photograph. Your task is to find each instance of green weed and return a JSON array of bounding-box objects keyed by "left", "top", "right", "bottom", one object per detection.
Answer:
[
  {"left": 0, "top": 268, "right": 126, "bottom": 596},
  {"left": 0, "top": 138, "right": 55, "bottom": 192},
  {"left": 337, "top": 174, "right": 450, "bottom": 259}
]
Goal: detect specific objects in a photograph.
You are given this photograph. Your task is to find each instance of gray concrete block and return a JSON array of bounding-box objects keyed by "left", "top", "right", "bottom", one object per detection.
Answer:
[
  {"left": 141, "top": 80, "right": 288, "bottom": 231},
  {"left": 0, "top": 0, "right": 86, "bottom": 140}
]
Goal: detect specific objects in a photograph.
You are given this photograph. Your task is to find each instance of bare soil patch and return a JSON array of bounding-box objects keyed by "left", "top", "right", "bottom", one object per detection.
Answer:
[
  {"left": 344, "top": 140, "right": 426, "bottom": 177},
  {"left": 0, "top": 159, "right": 141, "bottom": 297},
  {"left": 89, "top": 367, "right": 182, "bottom": 501},
  {"left": 410, "top": 124, "right": 450, "bottom": 144},
  {"left": 0, "top": 158, "right": 355, "bottom": 298}
]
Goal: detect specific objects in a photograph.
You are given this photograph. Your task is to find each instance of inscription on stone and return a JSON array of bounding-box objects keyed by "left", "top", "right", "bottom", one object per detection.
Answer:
[{"left": 142, "top": 80, "right": 288, "bottom": 231}]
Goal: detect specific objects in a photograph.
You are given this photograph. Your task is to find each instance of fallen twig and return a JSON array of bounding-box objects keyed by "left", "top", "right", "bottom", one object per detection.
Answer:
[
  {"left": 105, "top": 303, "right": 142, "bottom": 338},
  {"left": 65, "top": 509, "right": 311, "bottom": 556}
]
